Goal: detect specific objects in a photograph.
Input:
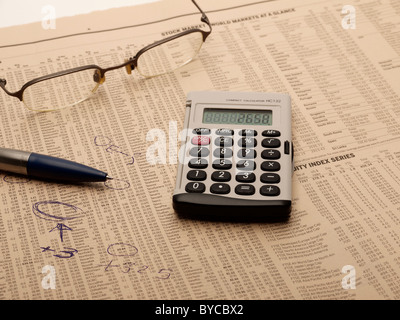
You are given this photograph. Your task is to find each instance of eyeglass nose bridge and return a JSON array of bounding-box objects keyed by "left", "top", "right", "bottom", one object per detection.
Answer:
[
  {"left": 124, "top": 59, "right": 135, "bottom": 75},
  {"left": 93, "top": 69, "right": 106, "bottom": 84}
]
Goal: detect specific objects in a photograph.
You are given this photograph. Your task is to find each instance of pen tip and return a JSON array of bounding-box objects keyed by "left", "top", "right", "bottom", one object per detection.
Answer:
[{"left": 106, "top": 175, "right": 113, "bottom": 180}]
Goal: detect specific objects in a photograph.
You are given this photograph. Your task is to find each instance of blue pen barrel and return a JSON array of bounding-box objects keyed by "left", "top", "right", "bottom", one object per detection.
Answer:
[{"left": 27, "top": 153, "right": 107, "bottom": 182}]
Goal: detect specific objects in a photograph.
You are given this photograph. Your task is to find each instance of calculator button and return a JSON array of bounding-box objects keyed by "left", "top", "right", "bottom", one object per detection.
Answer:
[
  {"left": 213, "top": 148, "right": 233, "bottom": 158},
  {"left": 192, "top": 128, "right": 211, "bottom": 135},
  {"left": 261, "top": 161, "right": 280, "bottom": 171},
  {"left": 191, "top": 136, "right": 210, "bottom": 145},
  {"left": 239, "top": 129, "right": 257, "bottom": 137},
  {"left": 215, "top": 136, "right": 233, "bottom": 147},
  {"left": 187, "top": 170, "right": 207, "bottom": 181},
  {"left": 260, "top": 173, "right": 280, "bottom": 183},
  {"left": 261, "top": 138, "right": 281, "bottom": 148},
  {"left": 210, "top": 183, "right": 230, "bottom": 194},
  {"left": 236, "top": 160, "right": 256, "bottom": 171},
  {"left": 212, "top": 159, "right": 232, "bottom": 170},
  {"left": 284, "top": 140, "right": 290, "bottom": 154},
  {"left": 185, "top": 182, "right": 205, "bottom": 193},
  {"left": 238, "top": 137, "right": 257, "bottom": 148},
  {"left": 236, "top": 172, "right": 256, "bottom": 183},
  {"left": 261, "top": 149, "right": 281, "bottom": 160},
  {"left": 235, "top": 184, "right": 255, "bottom": 196},
  {"left": 215, "top": 128, "right": 234, "bottom": 136},
  {"left": 262, "top": 130, "right": 281, "bottom": 137},
  {"left": 211, "top": 171, "right": 231, "bottom": 182},
  {"left": 188, "top": 158, "right": 208, "bottom": 169},
  {"left": 235, "top": 184, "right": 256, "bottom": 196},
  {"left": 189, "top": 147, "right": 210, "bottom": 157},
  {"left": 260, "top": 185, "right": 280, "bottom": 196},
  {"left": 237, "top": 149, "right": 257, "bottom": 159}
]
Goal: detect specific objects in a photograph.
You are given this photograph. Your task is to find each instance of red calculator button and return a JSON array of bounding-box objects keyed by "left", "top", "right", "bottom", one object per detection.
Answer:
[{"left": 191, "top": 136, "right": 211, "bottom": 145}]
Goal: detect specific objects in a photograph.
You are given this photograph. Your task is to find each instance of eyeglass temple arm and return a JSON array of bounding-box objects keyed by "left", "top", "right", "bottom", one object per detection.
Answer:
[
  {"left": 0, "top": 78, "right": 23, "bottom": 101},
  {"left": 192, "top": 0, "right": 212, "bottom": 32},
  {"left": 123, "top": 0, "right": 212, "bottom": 72}
]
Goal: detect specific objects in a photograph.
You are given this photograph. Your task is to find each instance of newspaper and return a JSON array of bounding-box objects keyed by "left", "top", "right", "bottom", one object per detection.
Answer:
[{"left": 0, "top": 0, "right": 399, "bottom": 300}]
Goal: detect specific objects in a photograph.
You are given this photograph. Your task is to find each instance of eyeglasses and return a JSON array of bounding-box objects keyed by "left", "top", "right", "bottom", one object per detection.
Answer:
[{"left": 0, "top": 0, "right": 211, "bottom": 112}]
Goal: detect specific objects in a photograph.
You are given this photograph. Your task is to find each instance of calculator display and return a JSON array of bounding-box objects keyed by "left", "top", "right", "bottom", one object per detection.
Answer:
[{"left": 203, "top": 108, "right": 272, "bottom": 126}]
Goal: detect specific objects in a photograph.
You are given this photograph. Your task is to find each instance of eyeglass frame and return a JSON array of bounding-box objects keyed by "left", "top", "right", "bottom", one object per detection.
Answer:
[{"left": 0, "top": 0, "right": 212, "bottom": 105}]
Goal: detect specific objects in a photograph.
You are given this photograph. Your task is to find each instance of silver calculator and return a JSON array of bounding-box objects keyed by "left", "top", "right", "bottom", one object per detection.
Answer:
[{"left": 173, "top": 91, "right": 293, "bottom": 220}]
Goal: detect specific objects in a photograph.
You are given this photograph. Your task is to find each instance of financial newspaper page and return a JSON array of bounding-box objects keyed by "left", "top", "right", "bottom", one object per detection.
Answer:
[{"left": 0, "top": 0, "right": 399, "bottom": 299}]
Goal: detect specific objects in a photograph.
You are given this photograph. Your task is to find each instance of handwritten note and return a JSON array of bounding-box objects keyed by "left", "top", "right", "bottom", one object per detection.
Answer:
[{"left": 98, "top": 243, "right": 173, "bottom": 280}]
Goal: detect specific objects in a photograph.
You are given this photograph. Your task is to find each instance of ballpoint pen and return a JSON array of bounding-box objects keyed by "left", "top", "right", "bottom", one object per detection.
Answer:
[{"left": 0, "top": 147, "right": 112, "bottom": 183}]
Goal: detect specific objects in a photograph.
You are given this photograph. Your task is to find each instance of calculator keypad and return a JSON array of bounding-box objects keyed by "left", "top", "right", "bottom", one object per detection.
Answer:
[{"left": 185, "top": 128, "right": 286, "bottom": 197}]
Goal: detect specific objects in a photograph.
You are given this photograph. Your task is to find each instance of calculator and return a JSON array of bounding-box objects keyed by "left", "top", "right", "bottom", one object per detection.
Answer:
[{"left": 173, "top": 91, "right": 293, "bottom": 220}]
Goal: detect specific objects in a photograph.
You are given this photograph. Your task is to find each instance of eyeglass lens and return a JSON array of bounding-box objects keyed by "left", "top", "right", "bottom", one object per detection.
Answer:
[
  {"left": 137, "top": 32, "right": 204, "bottom": 77},
  {"left": 22, "top": 68, "right": 101, "bottom": 111}
]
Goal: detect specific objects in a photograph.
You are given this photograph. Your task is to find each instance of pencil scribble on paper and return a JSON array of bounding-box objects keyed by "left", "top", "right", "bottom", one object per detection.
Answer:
[
  {"left": 104, "top": 177, "right": 130, "bottom": 190},
  {"left": 33, "top": 201, "right": 83, "bottom": 257},
  {"left": 97, "top": 243, "right": 172, "bottom": 280},
  {"left": 94, "top": 135, "right": 138, "bottom": 165},
  {"left": 49, "top": 223, "right": 73, "bottom": 242},
  {"left": 3, "top": 174, "right": 31, "bottom": 184},
  {"left": 41, "top": 246, "right": 78, "bottom": 259},
  {"left": 32, "top": 200, "right": 83, "bottom": 221}
]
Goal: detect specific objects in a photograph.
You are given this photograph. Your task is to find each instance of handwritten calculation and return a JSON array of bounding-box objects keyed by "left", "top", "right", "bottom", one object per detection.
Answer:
[{"left": 97, "top": 243, "right": 172, "bottom": 280}]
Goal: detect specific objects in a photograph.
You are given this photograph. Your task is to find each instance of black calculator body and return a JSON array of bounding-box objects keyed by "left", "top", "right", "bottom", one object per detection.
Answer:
[{"left": 173, "top": 91, "right": 293, "bottom": 221}]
